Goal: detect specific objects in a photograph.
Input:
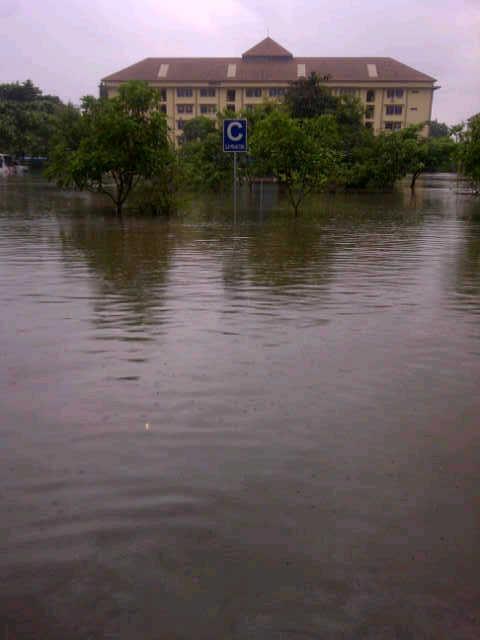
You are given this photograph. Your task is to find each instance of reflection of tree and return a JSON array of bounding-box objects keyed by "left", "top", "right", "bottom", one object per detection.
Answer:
[
  {"left": 453, "top": 207, "right": 480, "bottom": 302},
  {"left": 220, "top": 189, "right": 431, "bottom": 303},
  {"left": 246, "top": 223, "right": 335, "bottom": 289},
  {"left": 59, "top": 217, "right": 187, "bottom": 332},
  {"left": 220, "top": 218, "right": 336, "bottom": 299}
]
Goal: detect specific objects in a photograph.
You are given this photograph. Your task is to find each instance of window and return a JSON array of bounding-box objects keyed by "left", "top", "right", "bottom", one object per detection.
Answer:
[
  {"left": 159, "top": 89, "right": 167, "bottom": 102},
  {"left": 200, "top": 88, "right": 216, "bottom": 97},
  {"left": 200, "top": 104, "right": 217, "bottom": 114},
  {"left": 366, "top": 90, "right": 375, "bottom": 103},
  {"left": 226, "top": 103, "right": 235, "bottom": 112},
  {"left": 365, "top": 105, "right": 374, "bottom": 119},
  {"left": 365, "top": 122, "right": 373, "bottom": 129},
  {"left": 177, "top": 104, "right": 193, "bottom": 114},
  {"left": 245, "top": 104, "right": 255, "bottom": 111},
  {"left": 246, "top": 88, "right": 262, "bottom": 98},
  {"left": 177, "top": 88, "right": 193, "bottom": 98},
  {"left": 227, "top": 89, "right": 236, "bottom": 102},
  {"left": 410, "top": 107, "right": 418, "bottom": 111},
  {"left": 339, "top": 88, "right": 357, "bottom": 96},
  {"left": 177, "top": 119, "right": 185, "bottom": 130},
  {"left": 268, "top": 87, "right": 286, "bottom": 97},
  {"left": 412, "top": 90, "right": 419, "bottom": 94},
  {"left": 386, "top": 88, "right": 404, "bottom": 99},
  {"left": 160, "top": 105, "right": 167, "bottom": 114},
  {"left": 385, "top": 121, "right": 402, "bottom": 130},
  {"left": 386, "top": 105, "right": 402, "bottom": 115}
]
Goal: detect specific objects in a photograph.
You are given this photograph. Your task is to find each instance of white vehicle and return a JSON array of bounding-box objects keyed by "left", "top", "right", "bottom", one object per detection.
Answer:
[{"left": 0, "top": 154, "right": 29, "bottom": 176}]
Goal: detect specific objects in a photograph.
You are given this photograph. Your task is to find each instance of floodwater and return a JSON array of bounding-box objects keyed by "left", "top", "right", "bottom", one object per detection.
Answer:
[{"left": 1, "top": 175, "right": 480, "bottom": 639}]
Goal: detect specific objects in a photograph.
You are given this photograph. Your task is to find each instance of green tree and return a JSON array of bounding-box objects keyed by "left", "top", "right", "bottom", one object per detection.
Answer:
[
  {"left": 250, "top": 110, "right": 338, "bottom": 216},
  {"left": 340, "top": 126, "right": 417, "bottom": 191},
  {"left": 428, "top": 119, "right": 450, "bottom": 138},
  {"left": 179, "top": 114, "right": 232, "bottom": 192},
  {"left": 46, "top": 81, "right": 172, "bottom": 215},
  {"left": 284, "top": 72, "right": 339, "bottom": 119},
  {"left": 0, "top": 80, "right": 66, "bottom": 157},
  {"left": 407, "top": 134, "right": 457, "bottom": 189},
  {"left": 0, "top": 80, "right": 42, "bottom": 102},
  {"left": 180, "top": 116, "right": 216, "bottom": 144},
  {"left": 237, "top": 103, "right": 278, "bottom": 187},
  {"left": 130, "top": 149, "right": 184, "bottom": 216},
  {"left": 458, "top": 116, "right": 480, "bottom": 194}
]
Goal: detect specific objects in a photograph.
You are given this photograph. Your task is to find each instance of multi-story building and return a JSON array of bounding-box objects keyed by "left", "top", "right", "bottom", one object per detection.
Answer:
[{"left": 101, "top": 37, "right": 437, "bottom": 140}]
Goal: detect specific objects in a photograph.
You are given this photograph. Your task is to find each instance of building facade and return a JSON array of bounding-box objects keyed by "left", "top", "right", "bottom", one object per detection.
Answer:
[{"left": 101, "top": 37, "right": 437, "bottom": 140}]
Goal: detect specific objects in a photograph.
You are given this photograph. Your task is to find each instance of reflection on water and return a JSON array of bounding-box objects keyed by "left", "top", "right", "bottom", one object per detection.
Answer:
[
  {"left": 1, "top": 175, "right": 480, "bottom": 639},
  {"left": 452, "top": 203, "right": 480, "bottom": 308},
  {"left": 59, "top": 218, "right": 182, "bottom": 333}
]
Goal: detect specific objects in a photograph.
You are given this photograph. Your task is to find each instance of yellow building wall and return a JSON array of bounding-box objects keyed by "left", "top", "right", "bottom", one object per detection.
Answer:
[{"left": 105, "top": 82, "right": 434, "bottom": 138}]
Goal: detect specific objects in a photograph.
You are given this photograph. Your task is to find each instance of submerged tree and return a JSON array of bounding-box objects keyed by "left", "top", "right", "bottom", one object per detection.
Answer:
[
  {"left": 179, "top": 115, "right": 231, "bottom": 192},
  {"left": 47, "top": 81, "right": 172, "bottom": 214},
  {"left": 458, "top": 115, "right": 480, "bottom": 194},
  {"left": 406, "top": 132, "right": 457, "bottom": 190},
  {"left": 250, "top": 110, "right": 339, "bottom": 216}
]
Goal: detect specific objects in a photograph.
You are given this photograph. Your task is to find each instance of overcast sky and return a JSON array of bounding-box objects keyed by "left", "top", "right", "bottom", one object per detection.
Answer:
[{"left": 1, "top": 0, "right": 478, "bottom": 124}]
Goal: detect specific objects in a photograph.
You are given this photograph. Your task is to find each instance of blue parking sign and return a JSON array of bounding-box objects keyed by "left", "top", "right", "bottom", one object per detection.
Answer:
[{"left": 223, "top": 119, "right": 248, "bottom": 152}]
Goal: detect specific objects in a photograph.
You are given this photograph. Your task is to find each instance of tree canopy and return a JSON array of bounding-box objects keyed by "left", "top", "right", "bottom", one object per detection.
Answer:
[
  {"left": 428, "top": 120, "right": 450, "bottom": 139},
  {"left": 0, "top": 80, "right": 65, "bottom": 157},
  {"left": 458, "top": 115, "right": 480, "bottom": 193},
  {"left": 46, "top": 81, "right": 173, "bottom": 214},
  {"left": 284, "top": 73, "right": 339, "bottom": 119},
  {"left": 250, "top": 110, "right": 339, "bottom": 215}
]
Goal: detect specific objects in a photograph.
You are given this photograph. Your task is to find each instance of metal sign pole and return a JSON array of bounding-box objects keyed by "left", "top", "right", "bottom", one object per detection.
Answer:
[
  {"left": 233, "top": 151, "right": 238, "bottom": 223},
  {"left": 223, "top": 119, "right": 246, "bottom": 223}
]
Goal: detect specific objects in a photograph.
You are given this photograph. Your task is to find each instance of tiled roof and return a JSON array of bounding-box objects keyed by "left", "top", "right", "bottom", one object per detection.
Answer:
[
  {"left": 242, "top": 37, "right": 293, "bottom": 59},
  {"left": 102, "top": 40, "right": 436, "bottom": 84}
]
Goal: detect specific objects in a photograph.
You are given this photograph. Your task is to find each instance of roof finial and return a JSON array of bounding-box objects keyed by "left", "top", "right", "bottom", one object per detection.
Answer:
[{"left": 267, "top": 25, "right": 270, "bottom": 37}]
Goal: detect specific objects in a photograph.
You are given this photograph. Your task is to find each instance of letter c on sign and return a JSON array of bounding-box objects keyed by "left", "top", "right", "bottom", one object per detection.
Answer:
[{"left": 227, "top": 121, "right": 242, "bottom": 142}]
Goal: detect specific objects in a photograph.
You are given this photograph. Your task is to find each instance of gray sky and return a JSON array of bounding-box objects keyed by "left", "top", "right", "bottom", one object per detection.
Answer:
[{"left": 1, "top": 0, "right": 479, "bottom": 124}]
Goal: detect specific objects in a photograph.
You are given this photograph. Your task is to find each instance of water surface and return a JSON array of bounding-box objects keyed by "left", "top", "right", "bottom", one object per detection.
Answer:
[{"left": 1, "top": 176, "right": 480, "bottom": 639}]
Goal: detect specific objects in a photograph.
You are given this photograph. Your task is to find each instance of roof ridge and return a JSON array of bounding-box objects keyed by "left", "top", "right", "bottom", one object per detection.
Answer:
[{"left": 242, "top": 37, "right": 293, "bottom": 59}]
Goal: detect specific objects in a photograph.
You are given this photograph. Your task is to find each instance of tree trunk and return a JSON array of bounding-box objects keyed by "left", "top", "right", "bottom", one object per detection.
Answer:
[{"left": 410, "top": 170, "right": 421, "bottom": 191}]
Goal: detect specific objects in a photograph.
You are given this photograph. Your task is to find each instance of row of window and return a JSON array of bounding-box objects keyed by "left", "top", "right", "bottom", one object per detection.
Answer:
[
  {"left": 336, "top": 88, "right": 407, "bottom": 101},
  {"left": 386, "top": 105, "right": 403, "bottom": 115},
  {"left": 175, "top": 87, "right": 286, "bottom": 99},
  {"left": 175, "top": 103, "right": 404, "bottom": 118},
  {"left": 365, "top": 122, "right": 404, "bottom": 130},
  {"left": 364, "top": 105, "right": 404, "bottom": 120},
  {"left": 386, "top": 88, "right": 404, "bottom": 99},
  {"left": 384, "top": 121, "right": 402, "bottom": 130},
  {"left": 166, "top": 87, "right": 415, "bottom": 103}
]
